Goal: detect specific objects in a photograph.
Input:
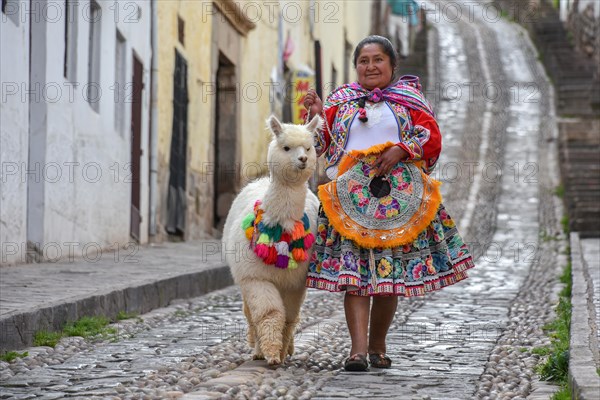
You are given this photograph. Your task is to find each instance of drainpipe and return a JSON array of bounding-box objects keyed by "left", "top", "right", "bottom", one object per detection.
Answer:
[{"left": 149, "top": 0, "right": 159, "bottom": 236}]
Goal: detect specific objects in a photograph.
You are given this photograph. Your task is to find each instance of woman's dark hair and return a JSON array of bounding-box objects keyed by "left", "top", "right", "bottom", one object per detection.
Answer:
[{"left": 352, "top": 35, "right": 398, "bottom": 71}]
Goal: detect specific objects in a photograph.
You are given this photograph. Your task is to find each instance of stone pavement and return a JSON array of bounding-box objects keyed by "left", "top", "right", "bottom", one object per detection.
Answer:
[{"left": 0, "top": 241, "right": 232, "bottom": 350}]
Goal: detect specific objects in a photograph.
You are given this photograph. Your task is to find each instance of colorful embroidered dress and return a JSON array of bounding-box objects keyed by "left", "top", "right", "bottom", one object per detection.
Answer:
[{"left": 306, "top": 78, "right": 475, "bottom": 297}]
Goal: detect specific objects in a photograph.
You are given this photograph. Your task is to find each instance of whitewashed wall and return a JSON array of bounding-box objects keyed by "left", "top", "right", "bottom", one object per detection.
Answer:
[
  {"left": 0, "top": 1, "right": 30, "bottom": 265},
  {"left": 1, "top": 0, "right": 152, "bottom": 265}
]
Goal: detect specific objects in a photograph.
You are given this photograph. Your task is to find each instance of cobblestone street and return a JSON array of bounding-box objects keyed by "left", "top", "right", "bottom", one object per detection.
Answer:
[{"left": 0, "top": 1, "right": 572, "bottom": 399}]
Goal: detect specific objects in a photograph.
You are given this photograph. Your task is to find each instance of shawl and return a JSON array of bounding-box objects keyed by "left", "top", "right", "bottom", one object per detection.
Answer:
[{"left": 324, "top": 78, "right": 435, "bottom": 118}]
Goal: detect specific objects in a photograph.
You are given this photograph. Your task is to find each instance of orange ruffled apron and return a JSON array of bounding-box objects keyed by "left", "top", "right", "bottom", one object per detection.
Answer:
[{"left": 318, "top": 142, "right": 442, "bottom": 249}]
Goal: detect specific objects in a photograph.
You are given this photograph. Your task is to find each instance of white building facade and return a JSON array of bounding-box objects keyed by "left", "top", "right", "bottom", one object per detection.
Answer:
[{"left": 1, "top": 0, "right": 152, "bottom": 265}]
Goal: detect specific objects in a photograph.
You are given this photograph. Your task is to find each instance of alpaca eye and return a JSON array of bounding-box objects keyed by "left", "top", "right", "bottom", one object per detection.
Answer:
[
  {"left": 283, "top": 146, "right": 290, "bottom": 151},
  {"left": 306, "top": 147, "right": 311, "bottom": 151}
]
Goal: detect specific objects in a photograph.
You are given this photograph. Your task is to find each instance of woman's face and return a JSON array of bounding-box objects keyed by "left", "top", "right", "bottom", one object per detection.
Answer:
[{"left": 355, "top": 43, "right": 394, "bottom": 90}]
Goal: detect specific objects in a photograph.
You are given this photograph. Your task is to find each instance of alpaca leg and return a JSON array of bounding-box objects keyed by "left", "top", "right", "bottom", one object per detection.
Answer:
[
  {"left": 241, "top": 281, "right": 286, "bottom": 365},
  {"left": 243, "top": 299, "right": 263, "bottom": 360},
  {"left": 280, "top": 288, "right": 306, "bottom": 359},
  {"left": 287, "top": 335, "right": 294, "bottom": 356}
]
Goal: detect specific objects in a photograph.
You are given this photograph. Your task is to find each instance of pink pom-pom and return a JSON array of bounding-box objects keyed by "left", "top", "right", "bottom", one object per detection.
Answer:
[
  {"left": 358, "top": 108, "right": 368, "bottom": 122},
  {"left": 304, "top": 233, "right": 315, "bottom": 248},
  {"left": 255, "top": 244, "right": 269, "bottom": 259}
]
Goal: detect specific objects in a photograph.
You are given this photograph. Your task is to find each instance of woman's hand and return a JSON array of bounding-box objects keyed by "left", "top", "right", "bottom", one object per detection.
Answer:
[
  {"left": 303, "top": 89, "right": 323, "bottom": 119},
  {"left": 374, "top": 146, "right": 409, "bottom": 176}
]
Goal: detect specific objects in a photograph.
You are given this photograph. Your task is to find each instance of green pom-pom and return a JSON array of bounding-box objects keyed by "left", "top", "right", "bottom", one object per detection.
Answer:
[
  {"left": 288, "top": 258, "right": 298, "bottom": 269},
  {"left": 291, "top": 239, "right": 305, "bottom": 249},
  {"left": 241, "top": 213, "right": 255, "bottom": 230},
  {"left": 272, "top": 225, "right": 283, "bottom": 241}
]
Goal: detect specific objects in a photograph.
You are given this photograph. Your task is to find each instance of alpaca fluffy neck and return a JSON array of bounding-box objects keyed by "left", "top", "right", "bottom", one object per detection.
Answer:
[{"left": 261, "top": 178, "right": 308, "bottom": 231}]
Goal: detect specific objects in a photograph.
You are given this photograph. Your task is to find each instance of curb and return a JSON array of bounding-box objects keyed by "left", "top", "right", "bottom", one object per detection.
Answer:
[
  {"left": 568, "top": 232, "right": 600, "bottom": 399},
  {"left": 0, "top": 265, "right": 233, "bottom": 351}
]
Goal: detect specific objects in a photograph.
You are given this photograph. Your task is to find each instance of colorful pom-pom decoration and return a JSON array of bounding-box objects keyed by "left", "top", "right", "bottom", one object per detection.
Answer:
[{"left": 241, "top": 199, "right": 314, "bottom": 270}]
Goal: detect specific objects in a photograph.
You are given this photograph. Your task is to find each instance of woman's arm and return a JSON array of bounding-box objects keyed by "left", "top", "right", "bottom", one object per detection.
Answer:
[
  {"left": 396, "top": 108, "right": 442, "bottom": 174},
  {"left": 304, "top": 89, "right": 336, "bottom": 157},
  {"left": 313, "top": 106, "right": 337, "bottom": 157}
]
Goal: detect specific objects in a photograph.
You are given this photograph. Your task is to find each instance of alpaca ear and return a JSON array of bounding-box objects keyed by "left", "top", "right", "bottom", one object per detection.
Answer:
[
  {"left": 306, "top": 114, "right": 323, "bottom": 133},
  {"left": 267, "top": 115, "right": 284, "bottom": 137}
]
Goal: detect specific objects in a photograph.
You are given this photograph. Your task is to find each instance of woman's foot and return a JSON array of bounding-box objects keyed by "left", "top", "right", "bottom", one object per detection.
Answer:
[
  {"left": 344, "top": 353, "right": 369, "bottom": 371},
  {"left": 368, "top": 353, "right": 392, "bottom": 369}
]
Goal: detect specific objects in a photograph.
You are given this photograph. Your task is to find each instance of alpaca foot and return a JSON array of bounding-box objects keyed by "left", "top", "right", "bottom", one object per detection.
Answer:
[
  {"left": 266, "top": 355, "right": 282, "bottom": 366},
  {"left": 279, "top": 349, "right": 288, "bottom": 361},
  {"left": 252, "top": 343, "right": 264, "bottom": 360},
  {"left": 287, "top": 338, "right": 295, "bottom": 356},
  {"left": 263, "top": 343, "right": 283, "bottom": 366}
]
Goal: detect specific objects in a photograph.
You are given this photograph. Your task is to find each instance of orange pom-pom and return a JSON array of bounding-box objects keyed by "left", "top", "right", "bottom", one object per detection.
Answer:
[
  {"left": 292, "top": 248, "right": 307, "bottom": 261},
  {"left": 291, "top": 222, "right": 305, "bottom": 240},
  {"left": 245, "top": 227, "right": 254, "bottom": 240}
]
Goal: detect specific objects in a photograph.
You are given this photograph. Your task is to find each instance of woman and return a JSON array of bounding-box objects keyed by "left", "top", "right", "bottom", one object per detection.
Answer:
[{"left": 303, "top": 35, "right": 475, "bottom": 371}]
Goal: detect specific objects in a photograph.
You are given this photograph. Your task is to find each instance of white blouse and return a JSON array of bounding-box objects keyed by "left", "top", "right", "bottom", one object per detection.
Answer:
[{"left": 326, "top": 101, "right": 401, "bottom": 180}]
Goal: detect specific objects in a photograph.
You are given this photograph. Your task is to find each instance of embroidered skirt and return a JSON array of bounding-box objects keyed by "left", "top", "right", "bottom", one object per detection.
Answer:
[{"left": 306, "top": 204, "right": 475, "bottom": 297}]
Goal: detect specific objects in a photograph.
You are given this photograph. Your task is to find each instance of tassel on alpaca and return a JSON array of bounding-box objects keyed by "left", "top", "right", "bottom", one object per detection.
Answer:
[
  {"left": 288, "top": 258, "right": 298, "bottom": 270},
  {"left": 292, "top": 248, "right": 307, "bottom": 262},
  {"left": 257, "top": 233, "right": 270, "bottom": 245},
  {"left": 291, "top": 222, "right": 305, "bottom": 240},
  {"left": 275, "top": 255, "right": 289, "bottom": 268},
  {"left": 241, "top": 213, "right": 255, "bottom": 230},
  {"left": 255, "top": 244, "right": 269, "bottom": 259},
  {"left": 242, "top": 200, "right": 315, "bottom": 269},
  {"left": 265, "top": 247, "right": 278, "bottom": 264},
  {"left": 304, "top": 233, "right": 315, "bottom": 248},
  {"left": 275, "top": 241, "right": 289, "bottom": 255}
]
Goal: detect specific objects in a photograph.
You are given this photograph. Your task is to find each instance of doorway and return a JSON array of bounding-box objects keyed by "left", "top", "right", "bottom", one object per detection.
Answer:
[
  {"left": 130, "top": 54, "right": 143, "bottom": 241},
  {"left": 213, "top": 54, "right": 237, "bottom": 233},
  {"left": 166, "top": 50, "right": 189, "bottom": 236}
]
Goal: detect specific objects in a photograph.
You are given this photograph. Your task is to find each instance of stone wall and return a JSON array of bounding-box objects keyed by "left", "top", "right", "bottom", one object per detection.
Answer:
[{"left": 567, "top": 1, "right": 600, "bottom": 80}]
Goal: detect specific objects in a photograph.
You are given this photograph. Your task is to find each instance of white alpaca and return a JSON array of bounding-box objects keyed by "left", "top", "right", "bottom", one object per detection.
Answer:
[{"left": 223, "top": 115, "right": 322, "bottom": 365}]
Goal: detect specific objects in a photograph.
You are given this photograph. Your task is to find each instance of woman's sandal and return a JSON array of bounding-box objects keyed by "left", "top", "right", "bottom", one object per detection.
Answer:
[
  {"left": 368, "top": 353, "right": 392, "bottom": 369},
  {"left": 344, "top": 353, "right": 369, "bottom": 371}
]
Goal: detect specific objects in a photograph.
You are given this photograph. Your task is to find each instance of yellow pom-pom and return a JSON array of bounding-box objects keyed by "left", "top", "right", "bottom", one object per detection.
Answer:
[
  {"left": 257, "top": 233, "right": 270, "bottom": 245},
  {"left": 288, "top": 258, "right": 298, "bottom": 269}
]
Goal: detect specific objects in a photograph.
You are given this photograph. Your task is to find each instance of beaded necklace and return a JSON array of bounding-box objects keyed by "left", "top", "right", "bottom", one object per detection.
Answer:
[{"left": 242, "top": 200, "right": 315, "bottom": 269}]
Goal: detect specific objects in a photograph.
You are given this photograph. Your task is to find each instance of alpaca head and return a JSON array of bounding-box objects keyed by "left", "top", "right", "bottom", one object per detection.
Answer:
[{"left": 266, "top": 115, "right": 322, "bottom": 184}]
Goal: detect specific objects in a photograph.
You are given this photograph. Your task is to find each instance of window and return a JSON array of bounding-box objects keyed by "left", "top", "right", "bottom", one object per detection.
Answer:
[
  {"left": 2, "top": 0, "right": 19, "bottom": 25},
  {"left": 178, "top": 16, "right": 185, "bottom": 46},
  {"left": 63, "top": 0, "right": 78, "bottom": 81},
  {"left": 87, "top": 0, "right": 102, "bottom": 111},
  {"left": 114, "top": 30, "right": 126, "bottom": 135}
]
